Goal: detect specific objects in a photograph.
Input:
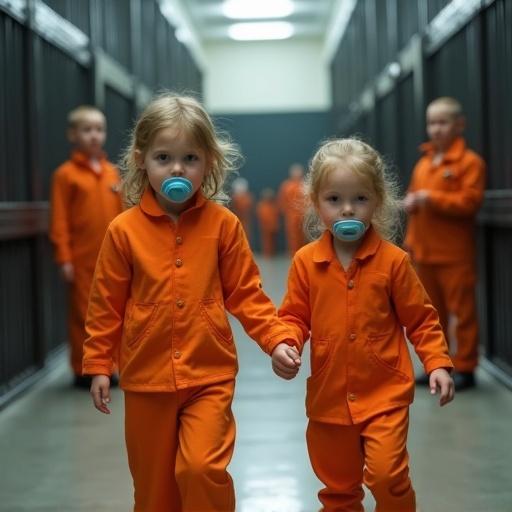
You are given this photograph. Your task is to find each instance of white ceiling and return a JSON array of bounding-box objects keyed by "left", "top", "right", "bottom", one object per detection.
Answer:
[{"left": 181, "top": 0, "right": 337, "bottom": 42}]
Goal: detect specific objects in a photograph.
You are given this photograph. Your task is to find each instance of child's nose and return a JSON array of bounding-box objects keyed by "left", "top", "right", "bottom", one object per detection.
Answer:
[
  {"left": 341, "top": 202, "right": 354, "bottom": 216},
  {"left": 170, "top": 162, "right": 184, "bottom": 176}
]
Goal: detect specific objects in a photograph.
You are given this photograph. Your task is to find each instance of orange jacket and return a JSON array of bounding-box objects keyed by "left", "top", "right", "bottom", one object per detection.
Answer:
[
  {"left": 83, "top": 188, "right": 296, "bottom": 391},
  {"left": 404, "top": 137, "right": 485, "bottom": 264},
  {"left": 49, "top": 150, "right": 122, "bottom": 266},
  {"left": 279, "top": 228, "right": 453, "bottom": 425},
  {"left": 256, "top": 199, "right": 279, "bottom": 233}
]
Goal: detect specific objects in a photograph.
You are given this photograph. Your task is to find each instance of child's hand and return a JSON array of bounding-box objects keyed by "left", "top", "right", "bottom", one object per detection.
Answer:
[
  {"left": 271, "top": 342, "right": 301, "bottom": 380},
  {"left": 403, "top": 192, "right": 418, "bottom": 213},
  {"left": 90, "top": 374, "right": 112, "bottom": 414},
  {"left": 429, "top": 368, "right": 455, "bottom": 406},
  {"left": 60, "top": 262, "right": 74, "bottom": 282}
]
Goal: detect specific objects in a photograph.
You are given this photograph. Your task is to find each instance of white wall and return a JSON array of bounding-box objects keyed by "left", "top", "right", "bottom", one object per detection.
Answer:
[{"left": 203, "top": 39, "right": 331, "bottom": 114}]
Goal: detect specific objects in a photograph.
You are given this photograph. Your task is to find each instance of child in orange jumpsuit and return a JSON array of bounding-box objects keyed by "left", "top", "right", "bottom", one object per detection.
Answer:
[
  {"left": 82, "top": 93, "right": 300, "bottom": 512},
  {"left": 278, "top": 163, "right": 306, "bottom": 256},
  {"left": 49, "top": 105, "right": 122, "bottom": 387},
  {"left": 230, "top": 176, "right": 254, "bottom": 242},
  {"left": 404, "top": 97, "right": 486, "bottom": 391},
  {"left": 274, "top": 138, "right": 455, "bottom": 511},
  {"left": 256, "top": 187, "right": 279, "bottom": 257}
]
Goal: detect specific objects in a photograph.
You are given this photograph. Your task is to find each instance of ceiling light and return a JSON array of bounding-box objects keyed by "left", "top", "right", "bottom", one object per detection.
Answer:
[
  {"left": 228, "top": 22, "right": 294, "bottom": 41},
  {"left": 223, "top": 0, "right": 294, "bottom": 20}
]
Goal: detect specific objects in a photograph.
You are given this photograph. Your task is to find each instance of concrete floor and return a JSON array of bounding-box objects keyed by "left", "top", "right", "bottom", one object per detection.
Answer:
[{"left": 1, "top": 256, "right": 512, "bottom": 511}]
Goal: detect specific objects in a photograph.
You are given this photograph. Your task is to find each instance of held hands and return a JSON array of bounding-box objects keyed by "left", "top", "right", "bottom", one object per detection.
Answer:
[
  {"left": 90, "top": 374, "right": 112, "bottom": 414},
  {"left": 429, "top": 368, "right": 455, "bottom": 406},
  {"left": 272, "top": 342, "right": 301, "bottom": 380},
  {"left": 60, "top": 262, "right": 75, "bottom": 283}
]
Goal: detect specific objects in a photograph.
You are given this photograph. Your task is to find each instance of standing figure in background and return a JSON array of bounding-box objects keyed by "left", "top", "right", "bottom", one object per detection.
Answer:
[
  {"left": 231, "top": 176, "right": 254, "bottom": 243},
  {"left": 279, "top": 163, "right": 306, "bottom": 256},
  {"left": 404, "top": 97, "right": 486, "bottom": 391},
  {"left": 49, "top": 105, "right": 122, "bottom": 388},
  {"left": 256, "top": 187, "right": 279, "bottom": 257}
]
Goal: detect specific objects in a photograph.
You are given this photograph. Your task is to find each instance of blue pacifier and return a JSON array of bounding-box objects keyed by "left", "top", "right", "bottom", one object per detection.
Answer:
[
  {"left": 332, "top": 219, "right": 366, "bottom": 242},
  {"left": 160, "top": 177, "right": 193, "bottom": 203}
]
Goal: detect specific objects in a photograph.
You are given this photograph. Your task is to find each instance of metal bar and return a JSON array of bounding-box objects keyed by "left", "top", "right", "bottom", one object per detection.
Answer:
[{"left": 0, "top": 202, "right": 49, "bottom": 239}]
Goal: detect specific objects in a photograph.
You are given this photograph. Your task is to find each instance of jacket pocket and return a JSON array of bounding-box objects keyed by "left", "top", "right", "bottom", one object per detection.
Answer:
[
  {"left": 310, "top": 338, "right": 331, "bottom": 377},
  {"left": 124, "top": 302, "right": 159, "bottom": 348},
  {"left": 365, "top": 334, "right": 409, "bottom": 382},
  {"left": 199, "top": 299, "right": 233, "bottom": 345}
]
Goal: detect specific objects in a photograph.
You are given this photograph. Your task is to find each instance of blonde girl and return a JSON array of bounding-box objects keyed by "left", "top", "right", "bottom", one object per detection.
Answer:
[
  {"left": 83, "top": 93, "right": 299, "bottom": 511},
  {"left": 275, "top": 138, "right": 454, "bottom": 511}
]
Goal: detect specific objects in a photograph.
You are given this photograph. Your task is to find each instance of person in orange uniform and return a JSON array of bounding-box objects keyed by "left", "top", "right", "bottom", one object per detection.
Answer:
[
  {"left": 278, "top": 163, "right": 306, "bottom": 256},
  {"left": 82, "top": 94, "right": 300, "bottom": 512},
  {"left": 256, "top": 187, "right": 279, "bottom": 257},
  {"left": 274, "top": 138, "right": 454, "bottom": 511},
  {"left": 49, "top": 105, "right": 122, "bottom": 388},
  {"left": 404, "top": 97, "right": 486, "bottom": 391},
  {"left": 230, "top": 176, "right": 254, "bottom": 242}
]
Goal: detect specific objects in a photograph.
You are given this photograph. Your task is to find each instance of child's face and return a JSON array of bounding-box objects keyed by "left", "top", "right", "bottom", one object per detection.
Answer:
[
  {"left": 68, "top": 111, "right": 106, "bottom": 157},
  {"left": 136, "top": 127, "right": 208, "bottom": 213},
  {"left": 316, "top": 163, "right": 378, "bottom": 239},
  {"left": 426, "top": 104, "right": 464, "bottom": 151}
]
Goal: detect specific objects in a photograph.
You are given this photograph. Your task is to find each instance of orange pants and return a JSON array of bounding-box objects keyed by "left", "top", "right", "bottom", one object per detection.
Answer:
[
  {"left": 415, "top": 261, "right": 479, "bottom": 372},
  {"left": 124, "top": 380, "right": 236, "bottom": 512},
  {"left": 284, "top": 215, "right": 304, "bottom": 256},
  {"left": 307, "top": 407, "right": 415, "bottom": 512},
  {"left": 260, "top": 229, "right": 277, "bottom": 257},
  {"left": 69, "top": 265, "right": 95, "bottom": 375}
]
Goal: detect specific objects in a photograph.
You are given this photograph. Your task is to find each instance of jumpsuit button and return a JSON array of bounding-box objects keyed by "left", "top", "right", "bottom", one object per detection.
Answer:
[
  {"left": 175, "top": 258, "right": 183, "bottom": 267},
  {"left": 348, "top": 393, "right": 357, "bottom": 402},
  {"left": 349, "top": 333, "right": 356, "bottom": 341},
  {"left": 174, "top": 350, "right": 181, "bottom": 359},
  {"left": 348, "top": 280, "right": 355, "bottom": 289},
  {"left": 176, "top": 299, "right": 185, "bottom": 308},
  {"left": 176, "top": 236, "right": 183, "bottom": 245}
]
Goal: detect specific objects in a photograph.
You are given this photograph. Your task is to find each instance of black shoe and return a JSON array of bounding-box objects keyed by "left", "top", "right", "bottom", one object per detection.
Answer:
[
  {"left": 453, "top": 372, "right": 476, "bottom": 391},
  {"left": 415, "top": 373, "right": 430, "bottom": 386},
  {"left": 73, "top": 375, "right": 92, "bottom": 389}
]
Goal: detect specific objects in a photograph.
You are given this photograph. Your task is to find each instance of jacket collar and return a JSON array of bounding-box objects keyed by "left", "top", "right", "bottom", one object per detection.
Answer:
[
  {"left": 139, "top": 186, "right": 207, "bottom": 218},
  {"left": 313, "top": 225, "right": 381, "bottom": 264},
  {"left": 419, "top": 136, "right": 466, "bottom": 163},
  {"left": 71, "top": 150, "right": 107, "bottom": 170}
]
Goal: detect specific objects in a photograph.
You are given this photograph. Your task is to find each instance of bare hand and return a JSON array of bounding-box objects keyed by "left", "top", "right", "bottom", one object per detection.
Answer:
[
  {"left": 272, "top": 342, "right": 301, "bottom": 380},
  {"left": 414, "top": 189, "right": 430, "bottom": 207},
  {"left": 90, "top": 374, "right": 112, "bottom": 414},
  {"left": 60, "top": 262, "right": 74, "bottom": 282},
  {"left": 429, "top": 368, "right": 455, "bottom": 406},
  {"left": 403, "top": 193, "right": 418, "bottom": 213}
]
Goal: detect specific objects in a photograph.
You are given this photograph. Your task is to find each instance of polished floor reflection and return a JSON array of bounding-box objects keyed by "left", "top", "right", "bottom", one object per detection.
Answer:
[{"left": 1, "top": 256, "right": 512, "bottom": 511}]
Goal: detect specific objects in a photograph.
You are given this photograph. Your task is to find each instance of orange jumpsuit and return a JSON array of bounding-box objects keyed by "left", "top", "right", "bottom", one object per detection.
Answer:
[
  {"left": 279, "top": 228, "right": 453, "bottom": 511},
  {"left": 278, "top": 178, "right": 305, "bottom": 256},
  {"left": 49, "top": 150, "right": 122, "bottom": 376},
  {"left": 231, "top": 190, "right": 253, "bottom": 241},
  {"left": 256, "top": 198, "right": 279, "bottom": 257},
  {"left": 405, "top": 137, "right": 485, "bottom": 373},
  {"left": 83, "top": 188, "right": 297, "bottom": 512}
]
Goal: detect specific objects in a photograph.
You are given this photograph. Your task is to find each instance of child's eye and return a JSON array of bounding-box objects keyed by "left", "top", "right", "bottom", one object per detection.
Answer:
[
  {"left": 157, "top": 154, "right": 168, "bottom": 162},
  {"left": 357, "top": 195, "right": 368, "bottom": 202},
  {"left": 184, "top": 154, "right": 199, "bottom": 162},
  {"left": 327, "top": 196, "right": 338, "bottom": 202}
]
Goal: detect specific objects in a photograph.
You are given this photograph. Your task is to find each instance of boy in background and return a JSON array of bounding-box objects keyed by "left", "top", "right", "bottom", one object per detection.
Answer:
[
  {"left": 404, "top": 97, "right": 486, "bottom": 390},
  {"left": 49, "top": 106, "right": 122, "bottom": 387}
]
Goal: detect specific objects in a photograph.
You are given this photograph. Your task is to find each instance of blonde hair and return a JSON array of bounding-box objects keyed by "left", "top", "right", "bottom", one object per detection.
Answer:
[
  {"left": 121, "top": 92, "right": 241, "bottom": 207},
  {"left": 67, "top": 105, "right": 105, "bottom": 128},
  {"left": 427, "top": 96, "right": 463, "bottom": 118},
  {"left": 305, "top": 137, "right": 402, "bottom": 242}
]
